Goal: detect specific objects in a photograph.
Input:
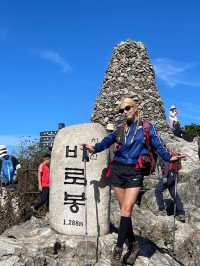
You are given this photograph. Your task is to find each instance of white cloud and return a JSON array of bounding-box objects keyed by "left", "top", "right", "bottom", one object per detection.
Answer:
[
  {"left": 39, "top": 50, "right": 71, "bottom": 73},
  {"left": 152, "top": 58, "right": 200, "bottom": 87}
]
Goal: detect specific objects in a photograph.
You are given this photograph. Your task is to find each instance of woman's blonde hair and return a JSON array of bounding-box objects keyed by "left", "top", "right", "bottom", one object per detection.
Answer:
[{"left": 119, "top": 97, "right": 140, "bottom": 121}]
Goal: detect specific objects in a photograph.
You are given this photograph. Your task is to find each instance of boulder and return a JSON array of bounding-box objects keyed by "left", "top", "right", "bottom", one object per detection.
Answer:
[{"left": 50, "top": 123, "right": 110, "bottom": 236}]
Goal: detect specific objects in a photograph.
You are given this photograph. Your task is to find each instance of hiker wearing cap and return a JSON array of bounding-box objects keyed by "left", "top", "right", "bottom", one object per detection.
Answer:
[
  {"left": 0, "top": 145, "right": 21, "bottom": 186},
  {"left": 81, "top": 97, "right": 181, "bottom": 265},
  {"left": 169, "top": 105, "right": 182, "bottom": 137},
  {"left": 31, "top": 153, "right": 50, "bottom": 213},
  {"left": 169, "top": 105, "right": 178, "bottom": 129},
  {"left": 155, "top": 156, "right": 185, "bottom": 222}
]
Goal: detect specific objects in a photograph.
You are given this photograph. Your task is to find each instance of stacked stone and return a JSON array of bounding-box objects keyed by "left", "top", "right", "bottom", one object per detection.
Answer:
[{"left": 91, "top": 40, "right": 170, "bottom": 135}]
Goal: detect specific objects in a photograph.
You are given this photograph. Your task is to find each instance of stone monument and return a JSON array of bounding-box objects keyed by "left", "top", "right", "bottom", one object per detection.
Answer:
[
  {"left": 91, "top": 40, "right": 171, "bottom": 137},
  {"left": 50, "top": 123, "right": 110, "bottom": 236}
]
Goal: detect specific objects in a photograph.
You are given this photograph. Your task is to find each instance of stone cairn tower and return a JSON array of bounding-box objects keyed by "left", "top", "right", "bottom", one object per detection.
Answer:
[{"left": 91, "top": 40, "right": 170, "bottom": 137}]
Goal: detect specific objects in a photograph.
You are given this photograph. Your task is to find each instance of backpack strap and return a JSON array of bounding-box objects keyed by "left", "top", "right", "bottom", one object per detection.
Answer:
[
  {"left": 142, "top": 120, "right": 151, "bottom": 149},
  {"left": 0, "top": 155, "right": 10, "bottom": 162},
  {"left": 0, "top": 157, "right": 4, "bottom": 174},
  {"left": 0, "top": 156, "right": 12, "bottom": 168},
  {"left": 115, "top": 124, "right": 125, "bottom": 144},
  {"left": 142, "top": 120, "right": 156, "bottom": 172}
]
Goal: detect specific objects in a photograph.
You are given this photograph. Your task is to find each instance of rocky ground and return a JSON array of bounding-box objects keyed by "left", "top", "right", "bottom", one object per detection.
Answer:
[
  {"left": 0, "top": 214, "right": 182, "bottom": 266},
  {"left": 0, "top": 137, "right": 199, "bottom": 266}
]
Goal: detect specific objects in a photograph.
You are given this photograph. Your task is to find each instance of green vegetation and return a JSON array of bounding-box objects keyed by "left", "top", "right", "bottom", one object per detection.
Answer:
[
  {"left": 182, "top": 124, "right": 200, "bottom": 139},
  {"left": 14, "top": 137, "right": 50, "bottom": 169},
  {"left": 13, "top": 137, "right": 50, "bottom": 192}
]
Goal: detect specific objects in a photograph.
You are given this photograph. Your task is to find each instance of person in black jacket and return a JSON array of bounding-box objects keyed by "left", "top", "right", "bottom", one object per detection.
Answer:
[
  {"left": 81, "top": 97, "right": 182, "bottom": 265},
  {"left": 155, "top": 157, "right": 185, "bottom": 222}
]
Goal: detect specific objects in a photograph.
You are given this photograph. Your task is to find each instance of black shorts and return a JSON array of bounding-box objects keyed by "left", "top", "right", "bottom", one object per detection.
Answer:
[{"left": 108, "top": 161, "right": 143, "bottom": 188}]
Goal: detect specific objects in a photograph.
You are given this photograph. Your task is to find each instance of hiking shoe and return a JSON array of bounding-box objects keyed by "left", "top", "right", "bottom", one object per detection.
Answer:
[
  {"left": 158, "top": 209, "right": 167, "bottom": 216},
  {"left": 111, "top": 246, "right": 123, "bottom": 266},
  {"left": 122, "top": 241, "right": 140, "bottom": 265},
  {"left": 176, "top": 214, "right": 185, "bottom": 223}
]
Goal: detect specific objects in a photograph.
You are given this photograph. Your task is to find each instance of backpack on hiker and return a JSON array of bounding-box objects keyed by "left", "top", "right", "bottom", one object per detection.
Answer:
[
  {"left": 104, "top": 120, "right": 157, "bottom": 177},
  {"left": 0, "top": 156, "right": 15, "bottom": 185},
  {"left": 135, "top": 120, "right": 157, "bottom": 176}
]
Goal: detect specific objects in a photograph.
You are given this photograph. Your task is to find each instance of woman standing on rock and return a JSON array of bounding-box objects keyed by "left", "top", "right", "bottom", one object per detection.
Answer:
[{"left": 82, "top": 97, "right": 180, "bottom": 265}]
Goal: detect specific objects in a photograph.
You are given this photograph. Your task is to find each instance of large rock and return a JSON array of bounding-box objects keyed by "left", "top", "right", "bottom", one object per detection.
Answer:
[
  {"left": 0, "top": 186, "right": 38, "bottom": 234},
  {"left": 141, "top": 136, "right": 200, "bottom": 210},
  {"left": 50, "top": 123, "right": 110, "bottom": 236},
  {"left": 0, "top": 215, "right": 182, "bottom": 266},
  {"left": 137, "top": 136, "right": 200, "bottom": 265}
]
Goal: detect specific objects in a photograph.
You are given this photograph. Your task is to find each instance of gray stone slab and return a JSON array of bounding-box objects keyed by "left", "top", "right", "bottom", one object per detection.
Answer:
[{"left": 50, "top": 123, "right": 110, "bottom": 236}]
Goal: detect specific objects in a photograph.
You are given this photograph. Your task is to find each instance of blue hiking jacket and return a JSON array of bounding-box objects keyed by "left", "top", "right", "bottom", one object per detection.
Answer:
[{"left": 94, "top": 122, "right": 171, "bottom": 165}]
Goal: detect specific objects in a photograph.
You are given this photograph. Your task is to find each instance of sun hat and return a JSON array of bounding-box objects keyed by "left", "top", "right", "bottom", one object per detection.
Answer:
[{"left": 170, "top": 105, "right": 176, "bottom": 110}]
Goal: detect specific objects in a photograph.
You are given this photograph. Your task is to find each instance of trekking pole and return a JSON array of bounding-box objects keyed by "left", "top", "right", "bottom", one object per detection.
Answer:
[
  {"left": 172, "top": 159, "right": 179, "bottom": 266},
  {"left": 156, "top": 160, "right": 161, "bottom": 181},
  {"left": 82, "top": 145, "right": 91, "bottom": 266},
  {"left": 171, "top": 172, "right": 177, "bottom": 266}
]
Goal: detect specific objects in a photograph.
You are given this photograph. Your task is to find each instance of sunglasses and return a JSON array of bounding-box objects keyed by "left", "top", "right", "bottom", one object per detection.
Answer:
[{"left": 119, "top": 105, "right": 132, "bottom": 114}]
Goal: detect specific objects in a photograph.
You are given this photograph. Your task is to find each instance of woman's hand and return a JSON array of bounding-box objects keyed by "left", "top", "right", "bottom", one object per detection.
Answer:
[
  {"left": 80, "top": 144, "right": 95, "bottom": 153},
  {"left": 170, "top": 154, "right": 186, "bottom": 162}
]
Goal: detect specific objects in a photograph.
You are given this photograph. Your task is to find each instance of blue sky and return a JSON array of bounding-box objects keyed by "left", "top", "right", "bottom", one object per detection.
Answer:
[{"left": 0, "top": 0, "right": 200, "bottom": 151}]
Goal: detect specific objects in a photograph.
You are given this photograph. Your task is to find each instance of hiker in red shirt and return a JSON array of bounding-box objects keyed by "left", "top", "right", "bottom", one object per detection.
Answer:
[{"left": 31, "top": 153, "right": 50, "bottom": 212}]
